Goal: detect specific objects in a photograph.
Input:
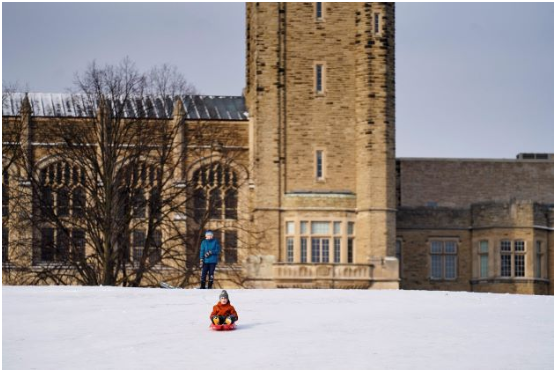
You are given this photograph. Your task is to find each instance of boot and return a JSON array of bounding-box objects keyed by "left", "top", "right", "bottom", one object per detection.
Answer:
[
  {"left": 200, "top": 281, "right": 206, "bottom": 289},
  {"left": 208, "top": 280, "right": 214, "bottom": 289}
]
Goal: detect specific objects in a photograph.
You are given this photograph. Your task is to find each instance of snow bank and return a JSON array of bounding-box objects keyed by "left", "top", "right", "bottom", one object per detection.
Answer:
[{"left": 2, "top": 286, "right": 553, "bottom": 369}]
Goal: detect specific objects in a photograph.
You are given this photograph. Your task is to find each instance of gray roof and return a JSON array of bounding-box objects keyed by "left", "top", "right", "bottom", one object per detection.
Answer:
[{"left": 2, "top": 93, "right": 248, "bottom": 121}]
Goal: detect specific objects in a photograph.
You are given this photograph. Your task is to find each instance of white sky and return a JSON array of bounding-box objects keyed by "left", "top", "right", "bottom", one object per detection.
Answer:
[{"left": 2, "top": 2, "right": 554, "bottom": 158}]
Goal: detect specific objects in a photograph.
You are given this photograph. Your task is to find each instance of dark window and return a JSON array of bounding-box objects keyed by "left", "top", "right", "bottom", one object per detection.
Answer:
[
  {"left": 224, "top": 230, "right": 238, "bottom": 264},
  {"left": 2, "top": 176, "right": 8, "bottom": 217},
  {"left": 334, "top": 238, "right": 341, "bottom": 263},
  {"left": 315, "top": 65, "right": 323, "bottom": 93},
  {"left": 316, "top": 2, "right": 323, "bottom": 19},
  {"left": 374, "top": 13, "right": 380, "bottom": 34},
  {"left": 2, "top": 227, "right": 9, "bottom": 263},
  {"left": 316, "top": 150, "right": 323, "bottom": 179},
  {"left": 72, "top": 188, "right": 85, "bottom": 217},
  {"left": 501, "top": 254, "right": 512, "bottom": 277},
  {"left": 149, "top": 230, "right": 162, "bottom": 264},
  {"left": 300, "top": 238, "right": 308, "bottom": 263},
  {"left": 347, "top": 238, "right": 354, "bottom": 263},
  {"left": 132, "top": 191, "right": 146, "bottom": 218},
  {"left": 150, "top": 190, "right": 162, "bottom": 220},
  {"left": 209, "top": 189, "right": 222, "bottom": 220},
  {"left": 133, "top": 230, "right": 146, "bottom": 263},
  {"left": 72, "top": 229, "right": 86, "bottom": 260},
  {"left": 57, "top": 188, "right": 70, "bottom": 217},
  {"left": 311, "top": 238, "right": 320, "bottom": 263},
  {"left": 41, "top": 187, "right": 54, "bottom": 216},
  {"left": 225, "top": 189, "right": 238, "bottom": 220},
  {"left": 56, "top": 229, "right": 70, "bottom": 260},
  {"left": 40, "top": 228, "right": 55, "bottom": 262}
]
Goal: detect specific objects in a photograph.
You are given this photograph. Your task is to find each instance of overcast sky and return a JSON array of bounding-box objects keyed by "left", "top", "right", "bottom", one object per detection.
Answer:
[{"left": 2, "top": 2, "right": 553, "bottom": 158}]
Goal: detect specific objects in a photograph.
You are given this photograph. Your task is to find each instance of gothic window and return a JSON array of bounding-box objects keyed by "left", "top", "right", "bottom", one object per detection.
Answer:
[
  {"left": 36, "top": 161, "right": 87, "bottom": 263},
  {"left": 192, "top": 163, "right": 239, "bottom": 222}
]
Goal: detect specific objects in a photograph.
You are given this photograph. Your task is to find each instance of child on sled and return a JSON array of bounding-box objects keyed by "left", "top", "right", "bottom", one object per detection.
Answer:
[{"left": 210, "top": 290, "right": 239, "bottom": 326}]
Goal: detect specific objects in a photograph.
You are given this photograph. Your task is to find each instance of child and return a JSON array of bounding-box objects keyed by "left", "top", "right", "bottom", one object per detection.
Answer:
[{"left": 210, "top": 290, "right": 239, "bottom": 325}]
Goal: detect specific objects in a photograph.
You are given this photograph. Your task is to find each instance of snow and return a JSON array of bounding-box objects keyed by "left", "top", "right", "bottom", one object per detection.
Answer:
[{"left": 2, "top": 286, "right": 553, "bottom": 370}]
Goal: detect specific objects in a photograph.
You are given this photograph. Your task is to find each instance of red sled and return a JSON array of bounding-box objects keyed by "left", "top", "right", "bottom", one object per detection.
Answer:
[{"left": 210, "top": 323, "right": 237, "bottom": 331}]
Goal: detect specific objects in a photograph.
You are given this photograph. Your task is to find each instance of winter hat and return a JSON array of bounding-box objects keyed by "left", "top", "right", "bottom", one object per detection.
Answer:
[
  {"left": 219, "top": 290, "right": 229, "bottom": 301},
  {"left": 205, "top": 230, "right": 214, "bottom": 236}
]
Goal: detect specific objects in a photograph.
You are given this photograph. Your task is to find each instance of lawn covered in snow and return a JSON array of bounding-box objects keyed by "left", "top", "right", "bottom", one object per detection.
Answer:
[{"left": 2, "top": 286, "right": 553, "bottom": 370}]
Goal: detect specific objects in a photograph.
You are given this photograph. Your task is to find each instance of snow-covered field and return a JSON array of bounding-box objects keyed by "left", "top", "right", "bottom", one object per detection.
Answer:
[{"left": 2, "top": 286, "right": 553, "bottom": 370}]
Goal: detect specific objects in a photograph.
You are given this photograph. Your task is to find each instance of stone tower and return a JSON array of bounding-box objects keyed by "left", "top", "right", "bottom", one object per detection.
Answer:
[{"left": 245, "top": 2, "right": 398, "bottom": 289}]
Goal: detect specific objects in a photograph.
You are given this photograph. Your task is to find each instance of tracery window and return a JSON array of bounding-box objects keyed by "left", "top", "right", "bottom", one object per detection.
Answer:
[
  {"left": 36, "top": 161, "right": 87, "bottom": 264},
  {"left": 191, "top": 163, "right": 239, "bottom": 222}
]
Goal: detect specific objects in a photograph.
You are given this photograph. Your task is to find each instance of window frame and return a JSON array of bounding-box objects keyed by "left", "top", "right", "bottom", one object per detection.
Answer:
[{"left": 429, "top": 239, "right": 459, "bottom": 281}]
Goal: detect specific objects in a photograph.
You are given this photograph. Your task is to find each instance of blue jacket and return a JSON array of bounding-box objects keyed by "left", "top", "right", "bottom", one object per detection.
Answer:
[{"left": 200, "top": 239, "right": 221, "bottom": 264}]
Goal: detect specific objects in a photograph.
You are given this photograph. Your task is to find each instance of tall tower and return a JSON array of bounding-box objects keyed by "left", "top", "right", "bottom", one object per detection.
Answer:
[{"left": 245, "top": 3, "right": 398, "bottom": 289}]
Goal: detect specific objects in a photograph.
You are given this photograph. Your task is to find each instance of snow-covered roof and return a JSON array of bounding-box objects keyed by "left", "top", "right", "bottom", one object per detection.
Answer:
[{"left": 2, "top": 93, "right": 248, "bottom": 121}]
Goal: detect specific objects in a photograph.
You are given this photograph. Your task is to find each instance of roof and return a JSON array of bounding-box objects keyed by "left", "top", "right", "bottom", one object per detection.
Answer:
[{"left": 2, "top": 93, "right": 248, "bottom": 121}]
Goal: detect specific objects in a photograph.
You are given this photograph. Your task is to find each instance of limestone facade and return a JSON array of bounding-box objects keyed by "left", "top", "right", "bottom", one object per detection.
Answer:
[{"left": 2, "top": 3, "right": 553, "bottom": 294}]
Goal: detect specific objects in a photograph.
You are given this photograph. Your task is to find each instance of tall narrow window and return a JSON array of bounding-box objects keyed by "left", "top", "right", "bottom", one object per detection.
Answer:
[
  {"left": 315, "top": 64, "right": 324, "bottom": 94},
  {"left": 311, "top": 238, "right": 321, "bottom": 263},
  {"left": 500, "top": 240, "right": 512, "bottom": 277},
  {"left": 286, "top": 237, "right": 294, "bottom": 263},
  {"left": 316, "top": 2, "right": 323, "bottom": 20},
  {"left": 316, "top": 150, "right": 324, "bottom": 180},
  {"left": 72, "top": 188, "right": 85, "bottom": 217},
  {"left": 300, "top": 237, "right": 308, "bottom": 263},
  {"left": 374, "top": 13, "right": 380, "bottom": 34},
  {"left": 57, "top": 188, "right": 70, "bottom": 217},
  {"left": 479, "top": 240, "right": 489, "bottom": 278},
  {"left": 72, "top": 229, "right": 85, "bottom": 260},
  {"left": 322, "top": 239, "right": 330, "bottom": 263},
  {"left": 334, "top": 238, "right": 341, "bottom": 263},
  {"left": 133, "top": 230, "right": 146, "bottom": 264},
  {"left": 2, "top": 174, "right": 8, "bottom": 217},
  {"left": 224, "top": 230, "right": 238, "bottom": 264},
  {"left": 40, "top": 228, "right": 55, "bottom": 262},
  {"left": 396, "top": 239, "right": 402, "bottom": 276},
  {"left": 2, "top": 227, "right": 9, "bottom": 263},
  {"left": 347, "top": 238, "right": 354, "bottom": 263}
]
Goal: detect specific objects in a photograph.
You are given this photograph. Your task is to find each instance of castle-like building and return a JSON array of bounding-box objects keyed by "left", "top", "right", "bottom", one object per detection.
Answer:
[{"left": 2, "top": 3, "right": 553, "bottom": 294}]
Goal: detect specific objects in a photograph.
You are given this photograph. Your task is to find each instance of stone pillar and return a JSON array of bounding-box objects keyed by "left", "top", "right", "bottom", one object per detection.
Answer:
[{"left": 354, "top": 3, "right": 398, "bottom": 288}]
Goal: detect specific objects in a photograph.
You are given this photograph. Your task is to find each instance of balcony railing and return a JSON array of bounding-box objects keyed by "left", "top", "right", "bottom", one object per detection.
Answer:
[{"left": 273, "top": 263, "right": 375, "bottom": 289}]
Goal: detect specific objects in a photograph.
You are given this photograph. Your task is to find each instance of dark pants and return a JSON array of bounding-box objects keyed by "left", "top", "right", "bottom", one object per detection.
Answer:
[
  {"left": 200, "top": 263, "right": 217, "bottom": 289},
  {"left": 212, "top": 315, "right": 237, "bottom": 325}
]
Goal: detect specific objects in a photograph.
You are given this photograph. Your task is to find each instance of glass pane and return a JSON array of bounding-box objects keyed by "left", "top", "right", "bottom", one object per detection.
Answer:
[
  {"left": 347, "top": 238, "right": 354, "bottom": 263},
  {"left": 286, "top": 238, "right": 294, "bottom": 263},
  {"left": 480, "top": 254, "right": 488, "bottom": 278},
  {"left": 311, "top": 238, "right": 321, "bottom": 263},
  {"left": 334, "top": 238, "right": 341, "bottom": 263},
  {"left": 501, "top": 254, "right": 511, "bottom": 277},
  {"left": 514, "top": 255, "right": 525, "bottom": 277},
  {"left": 300, "top": 238, "right": 307, "bottom": 263},
  {"left": 333, "top": 222, "right": 341, "bottom": 235},
  {"left": 322, "top": 239, "right": 329, "bottom": 263},
  {"left": 445, "top": 241, "right": 457, "bottom": 254},
  {"left": 479, "top": 240, "right": 489, "bottom": 253},
  {"left": 445, "top": 255, "right": 457, "bottom": 279},
  {"left": 286, "top": 221, "right": 295, "bottom": 235},
  {"left": 347, "top": 222, "right": 354, "bottom": 235},
  {"left": 514, "top": 241, "right": 525, "bottom": 252},
  {"left": 300, "top": 221, "right": 308, "bottom": 235},
  {"left": 535, "top": 254, "right": 542, "bottom": 278},
  {"left": 431, "top": 241, "right": 443, "bottom": 254},
  {"left": 500, "top": 241, "right": 511, "bottom": 252},
  {"left": 311, "top": 222, "right": 329, "bottom": 235},
  {"left": 430, "top": 255, "right": 442, "bottom": 279}
]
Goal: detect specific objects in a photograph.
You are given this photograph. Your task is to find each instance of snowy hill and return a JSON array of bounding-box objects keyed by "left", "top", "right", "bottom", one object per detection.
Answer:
[{"left": 2, "top": 286, "right": 553, "bottom": 370}]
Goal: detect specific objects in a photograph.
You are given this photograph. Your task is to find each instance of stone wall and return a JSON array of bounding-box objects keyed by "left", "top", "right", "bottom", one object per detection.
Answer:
[{"left": 398, "top": 158, "right": 554, "bottom": 208}]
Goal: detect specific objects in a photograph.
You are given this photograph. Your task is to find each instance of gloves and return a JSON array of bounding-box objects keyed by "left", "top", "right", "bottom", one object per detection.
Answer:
[
  {"left": 212, "top": 316, "right": 221, "bottom": 325},
  {"left": 225, "top": 317, "right": 232, "bottom": 325},
  {"left": 204, "top": 250, "right": 212, "bottom": 258}
]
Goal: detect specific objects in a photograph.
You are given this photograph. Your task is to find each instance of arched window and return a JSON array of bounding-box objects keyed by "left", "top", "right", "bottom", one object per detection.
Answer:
[
  {"left": 36, "top": 161, "right": 86, "bottom": 263},
  {"left": 192, "top": 162, "right": 239, "bottom": 222}
]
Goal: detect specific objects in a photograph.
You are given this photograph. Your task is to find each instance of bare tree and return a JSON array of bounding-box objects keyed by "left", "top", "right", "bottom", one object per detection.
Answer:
[{"left": 4, "top": 58, "right": 257, "bottom": 288}]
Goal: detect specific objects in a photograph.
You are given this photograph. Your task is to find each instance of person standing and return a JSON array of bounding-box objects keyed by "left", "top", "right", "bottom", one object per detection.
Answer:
[{"left": 199, "top": 230, "right": 221, "bottom": 289}]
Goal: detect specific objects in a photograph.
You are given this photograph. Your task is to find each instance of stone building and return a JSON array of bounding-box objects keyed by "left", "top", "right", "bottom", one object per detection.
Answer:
[{"left": 2, "top": 3, "right": 553, "bottom": 294}]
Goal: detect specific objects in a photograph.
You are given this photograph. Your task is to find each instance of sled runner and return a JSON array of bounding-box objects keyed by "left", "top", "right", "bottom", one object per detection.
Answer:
[{"left": 210, "top": 323, "right": 236, "bottom": 331}]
